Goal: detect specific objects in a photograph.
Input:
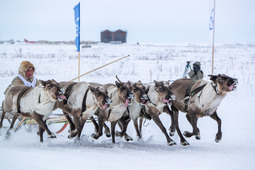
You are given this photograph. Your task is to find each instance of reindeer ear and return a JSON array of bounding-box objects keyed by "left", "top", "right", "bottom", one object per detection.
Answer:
[
  {"left": 208, "top": 75, "right": 218, "bottom": 82},
  {"left": 115, "top": 81, "right": 121, "bottom": 88},
  {"left": 154, "top": 80, "right": 159, "bottom": 87},
  {"left": 88, "top": 86, "right": 96, "bottom": 93},
  {"left": 39, "top": 80, "right": 47, "bottom": 87}
]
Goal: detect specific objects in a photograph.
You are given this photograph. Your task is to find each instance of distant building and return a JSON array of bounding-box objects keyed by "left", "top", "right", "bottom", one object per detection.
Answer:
[{"left": 101, "top": 29, "right": 127, "bottom": 43}]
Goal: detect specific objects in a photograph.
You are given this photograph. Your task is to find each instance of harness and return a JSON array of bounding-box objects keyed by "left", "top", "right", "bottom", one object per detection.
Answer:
[
  {"left": 184, "top": 81, "right": 207, "bottom": 112},
  {"left": 17, "top": 86, "right": 31, "bottom": 113},
  {"left": 81, "top": 89, "right": 90, "bottom": 113},
  {"left": 63, "top": 82, "right": 78, "bottom": 104}
]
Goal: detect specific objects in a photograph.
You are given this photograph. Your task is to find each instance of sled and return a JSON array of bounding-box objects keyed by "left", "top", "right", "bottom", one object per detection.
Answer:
[{"left": 0, "top": 107, "right": 68, "bottom": 134}]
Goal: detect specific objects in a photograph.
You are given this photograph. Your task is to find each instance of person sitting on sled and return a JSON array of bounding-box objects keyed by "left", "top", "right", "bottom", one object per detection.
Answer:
[{"left": 4, "top": 61, "right": 39, "bottom": 95}]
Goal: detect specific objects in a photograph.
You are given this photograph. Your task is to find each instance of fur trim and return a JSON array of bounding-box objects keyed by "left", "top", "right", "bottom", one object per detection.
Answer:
[{"left": 18, "top": 61, "right": 35, "bottom": 77}]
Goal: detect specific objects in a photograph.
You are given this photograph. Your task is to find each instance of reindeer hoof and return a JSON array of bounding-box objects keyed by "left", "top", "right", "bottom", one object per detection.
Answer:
[
  {"left": 169, "top": 131, "right": 175, "bottom": 137},
  {"left": 125, "top": 136, "right": 133, "bottom": 142},
  {"left": 195, "top": 135, "right": 201, "bottom": 140},
  {"left": 68, "top": 134, "right": 76, "bottom": 139},
  {"left": 48, "top": 134, "right": 56, "bottom": 139},
  {"left": 168, "top": 140, "right": 177, "bottom": 146},
  {"left": 183, "top": 131, "right": 192, "bottom": 138},
  {"left": 181, "top": 141, "right": 190, "bottom": 146},
  {"left": 91, "top": 133, "right": 100, "bottom": 139}
]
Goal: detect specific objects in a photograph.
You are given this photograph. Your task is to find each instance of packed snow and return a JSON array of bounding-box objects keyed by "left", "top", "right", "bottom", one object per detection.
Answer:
[{"left": 0, "top": 42, "right": 255, "bottom": 170}]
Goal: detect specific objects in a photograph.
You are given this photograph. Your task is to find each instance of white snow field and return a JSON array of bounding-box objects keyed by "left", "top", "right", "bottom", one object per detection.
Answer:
[{"left": 0, "top": 42, "right": 255, "bottom": 170}]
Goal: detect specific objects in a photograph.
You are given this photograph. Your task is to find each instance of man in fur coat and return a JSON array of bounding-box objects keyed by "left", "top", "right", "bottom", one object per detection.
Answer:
[
  {"left": 11, "top": 61, "right": 39, "bottom": 87},
  {"left": 4, "top": 61, "right": 39, "bottom": 94}
]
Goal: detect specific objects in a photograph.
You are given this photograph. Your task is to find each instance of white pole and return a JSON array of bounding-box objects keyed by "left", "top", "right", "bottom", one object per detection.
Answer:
[
  {"left": 212, "top": 0, "right": 215, "bottom": 75},
  {"left": 78, "top": 52, "right": 80, "bottom": 82}
]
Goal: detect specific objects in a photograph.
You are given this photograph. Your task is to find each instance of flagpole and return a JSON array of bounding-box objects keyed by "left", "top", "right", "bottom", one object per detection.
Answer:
[
  {"left": 211, "top": 0, "right": 215, "bottom": 75},
  {"left": 78, "top": 52, "right": 80, "bottom": 82}
]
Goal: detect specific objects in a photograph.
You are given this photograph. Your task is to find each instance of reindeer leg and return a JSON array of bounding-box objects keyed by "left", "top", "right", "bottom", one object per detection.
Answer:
[
  {"left": 116, "top": 116, "right": 132, "bottom": 141},
  {"left": 210, "top": 111, "right": 222, "bottom": 143},
  {"left": 172, "top": 107, "right": 189, "bottom": 146},
  {"left": 90, "top": 116, "right": 99, "bottom": 133},
  {"left": 33, "top": 113, "right": 56, "bottom": 140},
  {"left": 77, "top": 118, "right": 86, "bottom": 138},
  {"left": 91, "top": 115, "right": 103, "bottom": 139},
  {"left": 111, "top": 121, "right": 117, "bottom": 143},
  {"left": 183, "top": 114, "right": 201, "bottom": 140},
  {"left": 38, "top": 126, "right": 45, "bottom": 142},
  {"left": 148, "top": 108, "right": 176, "bottom": 146},
  {"left": 163, "top": 106, "right": 175, "bottom": 136},
  {"left": 9, "top": 113, "right": 19, "bottom": 129},
  {"left": 63, "top": 112, "right": 75, "bottom": 132},
  {"left": 133, "top": 118, "right": 142, "bottom": 139},
  {"left": 184, "top": 113, "right": 200, "bottom": 140},
  {"left": 139, "top": 117, "right": 143, "bottom": 135},
  {"left": 103, "top": 123, "right": 111, "bottom": 137},
  {"left": 0, "top": 102, "right": 6, "bottom": 128},
  {"left": 68, "top": 109, "right": 82, "bottom": 139}
]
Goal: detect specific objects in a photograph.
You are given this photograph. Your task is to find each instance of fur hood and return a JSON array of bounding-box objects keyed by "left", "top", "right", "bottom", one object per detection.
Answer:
[{"left": 18, "top": 61, "right": 35, "bottom": 77}]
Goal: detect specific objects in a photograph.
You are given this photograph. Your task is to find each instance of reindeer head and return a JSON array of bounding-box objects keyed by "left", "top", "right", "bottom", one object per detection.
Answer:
[
  {"left": 39, "top": 79, "right": 66, "bottom": 101},
  {"left": 115, "top": 81, "right": 133, "bottom": 107},
  {"left": 154, "top": 80, "right": 175, "bottom": 105},
  {"left": 209, "top": 74, "right": 238, "bottom": 94},
  {"left": 131, "top": 80, "right": 148, "bottom": 105},
  {"left": 89, "top": 86, "right": 111, "bottom": 110}
]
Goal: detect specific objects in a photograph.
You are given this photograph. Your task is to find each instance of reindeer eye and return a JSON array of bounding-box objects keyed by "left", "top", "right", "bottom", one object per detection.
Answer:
[
  {"left": 95, "top": 92, "right": 100, "bottom": 97},
  {"left": 133, "top": 88, "right": 137, "bottom": 92},
  {"left": 159, "top": 87, "right": 163, "bottom": 92}
]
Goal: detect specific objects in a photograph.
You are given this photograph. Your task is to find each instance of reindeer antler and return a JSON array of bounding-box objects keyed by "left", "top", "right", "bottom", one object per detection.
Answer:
[{"left": 115, "top": 75, "right": 122, "bottom": 83}]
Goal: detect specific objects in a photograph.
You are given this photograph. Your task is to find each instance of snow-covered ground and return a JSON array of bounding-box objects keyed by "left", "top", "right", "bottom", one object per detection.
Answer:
[{"left": 0, "top": 42, "right": 255, "bottom": 170}]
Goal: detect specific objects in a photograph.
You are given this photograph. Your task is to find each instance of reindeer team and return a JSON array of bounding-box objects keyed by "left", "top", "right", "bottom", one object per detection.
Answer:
[{"left": 0, "top": 74, "right": 237, "bottom": 146}]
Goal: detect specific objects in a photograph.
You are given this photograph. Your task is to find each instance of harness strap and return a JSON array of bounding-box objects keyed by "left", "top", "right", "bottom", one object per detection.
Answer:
[
  {"left": 184, "top": 82, "right": 207, "bottom": 112},
  {"left": 139, "top": 105, "right": 151, "bottom": 120},
  {"left": 190, "top": 84, "right": 207, "bottom": 97},
  {"left": 184, "top": 81, "right": 196, "bottom": 111},
  {"left": 64, "top": 82, "right": 78, "bottom": 102},
  {"left": 17, "top": 87, "right": 31, "bottom": 113},
  {"left": 144, "top": 85, "right": 156, "bottom": 106},
  {"left": 81, "top": 89, "right": 90, "bottom": 113}
]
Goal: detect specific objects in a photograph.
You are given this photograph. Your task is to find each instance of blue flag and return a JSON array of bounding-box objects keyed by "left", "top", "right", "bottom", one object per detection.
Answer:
[
  {"left": 74, "top": 3, "right": 80, "bottom": 52},
  {"left": 209, "top": 8, "right": 214, "bottom": 31}
]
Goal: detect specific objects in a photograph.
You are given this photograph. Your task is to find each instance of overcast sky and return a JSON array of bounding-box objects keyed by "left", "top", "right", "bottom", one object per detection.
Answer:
[{"left": 0, "top": 0, "right": 254, "bottom": 43}]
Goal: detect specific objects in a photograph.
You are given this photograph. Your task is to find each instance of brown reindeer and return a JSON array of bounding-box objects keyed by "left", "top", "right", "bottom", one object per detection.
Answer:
[
  {"left": 168, "top": 74, "right": 238, "bottom": 145},
  {"left": 90, "top": 76, "right": 134, "bottom": 143},
  {"left": 55, "top": 81, "right": 111, "bottom": 139},
  {"left": 0, "top": 80, "right": 66, "bottom": 142},
  {"left": 115, "top": 80, "right": 148, "bottom": 141}
]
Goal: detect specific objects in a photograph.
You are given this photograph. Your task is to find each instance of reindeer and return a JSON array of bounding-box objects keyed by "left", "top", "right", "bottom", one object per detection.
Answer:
[
  {"left": 90, "top": 76, "right": 134, "bottom": 143},
  {"left": 0, "top": 80, "right": 66, "bottom": 142},
  {"left": 54, "top": 81, "right": 112, "bottom": 139},
  {"left": 116, "top": 80, "right": 177, "bottom": 146},
  {"left": 167, "top": 74, "right": 238, "bottom": 145},
  {"left": 115, "top": 80, "right": 148, "bottom": 141}
]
